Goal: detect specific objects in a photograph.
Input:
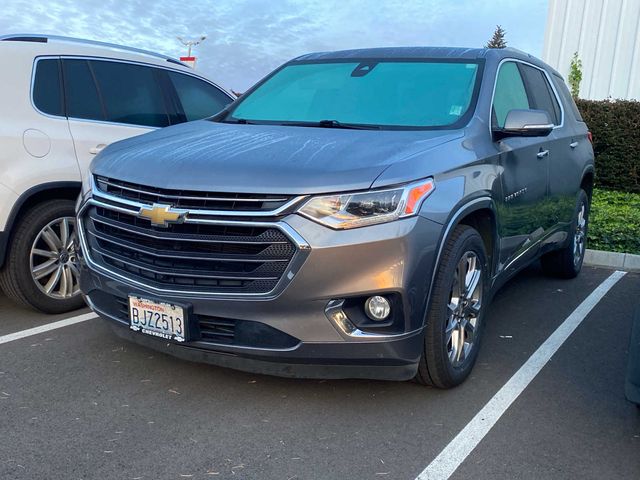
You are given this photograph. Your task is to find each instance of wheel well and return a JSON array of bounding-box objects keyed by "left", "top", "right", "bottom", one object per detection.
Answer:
[
  {"left": 580, "top": 172, "right": 594, "bottom": 201},
  {"left": 13, "top": 186, "right": 80, "bottom": 216},
  {"left": 0, "top": 183, "right": 81, "bottom": 267},
  {"left": 458, "top": 208, "right": 496, "bottom": 275}
]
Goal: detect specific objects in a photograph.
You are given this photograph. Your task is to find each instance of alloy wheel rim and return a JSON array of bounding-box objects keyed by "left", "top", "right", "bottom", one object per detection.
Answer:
[
  {"left": 573, "top": 203, "right": 586, "bottom": 267},
  {"left": 446, "top": 251, "right": 483, "bottom": 368},
  {"left": 30, "top": 217, "right": 81, "bottom": 299},
  {"left": 573, "top": 203, "right": 587, "bottom": 266}
]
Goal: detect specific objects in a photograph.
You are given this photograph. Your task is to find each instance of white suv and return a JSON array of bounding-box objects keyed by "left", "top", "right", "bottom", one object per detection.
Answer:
[{"left": 0, "top": 34, "right": 234, "bottom": 313}]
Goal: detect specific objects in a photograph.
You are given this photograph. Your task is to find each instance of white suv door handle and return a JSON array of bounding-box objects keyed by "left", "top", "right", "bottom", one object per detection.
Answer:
[
  {"left": 89, "top": 143, "right": 107, "bottom": 155},
  {"left": 569, "top": 141, "right": 579, "bottom": 148},
  {"left": 537, "top": 149, "right": 549, "bottom": 159}
]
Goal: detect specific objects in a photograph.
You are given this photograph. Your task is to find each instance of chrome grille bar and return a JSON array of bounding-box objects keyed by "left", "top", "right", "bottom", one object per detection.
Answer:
[
  {"left": 90, "top": 212, "right": 290, "bottom": 245},
  {"left": 96, "top": 178, "right": 290, "bottom": 203},
  {"left": 88, "top": 227, "right": 288, "bottom": 263},
  {"left": 93, "top": 247, "right": 280, "bottom": 281},
  {"left": 93, "top": 175, "right": 307, "bottom": 217}
]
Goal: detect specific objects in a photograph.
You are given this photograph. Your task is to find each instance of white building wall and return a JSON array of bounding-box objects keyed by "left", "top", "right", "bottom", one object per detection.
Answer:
[{"left": 543, "top": 0, "right": 640, "bottom": 100}]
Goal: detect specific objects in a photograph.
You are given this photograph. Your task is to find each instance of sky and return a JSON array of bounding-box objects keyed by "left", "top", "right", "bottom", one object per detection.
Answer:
[{"left": 1, "top": 0, "right": 548, "bottom": 91}]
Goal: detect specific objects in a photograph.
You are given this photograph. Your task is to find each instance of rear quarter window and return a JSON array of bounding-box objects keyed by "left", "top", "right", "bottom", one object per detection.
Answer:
[
  {"left": 552, "top": 73, "right": 584, "bottom": 122},
  {"left": 33, "top": 58, "right": 64, "bottom": 116}
]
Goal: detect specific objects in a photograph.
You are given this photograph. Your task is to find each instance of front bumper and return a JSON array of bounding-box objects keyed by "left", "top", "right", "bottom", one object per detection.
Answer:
[
  {"left": 98, "top": 305, "right": 425, "bottom": 381},
  {"left": 79, "top": 203, "right": 444, "bottom": 381}
]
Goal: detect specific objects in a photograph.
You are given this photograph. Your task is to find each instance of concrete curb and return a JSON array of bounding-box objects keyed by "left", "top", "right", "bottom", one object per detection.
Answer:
[{"left": 584, "top": 249, "right": 640, "bottom": 271}]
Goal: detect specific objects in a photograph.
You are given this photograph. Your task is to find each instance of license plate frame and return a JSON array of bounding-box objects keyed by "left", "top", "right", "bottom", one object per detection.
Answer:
[{"left": 128, "top": 295, "right": 188, "bottom": 342}]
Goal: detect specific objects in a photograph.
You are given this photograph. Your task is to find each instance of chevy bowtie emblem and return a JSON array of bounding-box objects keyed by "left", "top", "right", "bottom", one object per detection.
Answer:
[{"left": 138, "top": 204, "right": 187, "bottom": 227}]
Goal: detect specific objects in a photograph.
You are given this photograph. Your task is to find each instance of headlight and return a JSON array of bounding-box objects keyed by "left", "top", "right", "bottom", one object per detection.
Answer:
[{"left": 298, "top": 179, "right": 435, "bottom": 229}]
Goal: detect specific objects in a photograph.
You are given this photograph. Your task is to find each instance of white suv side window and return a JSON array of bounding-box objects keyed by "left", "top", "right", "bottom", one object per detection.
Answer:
[
  {"left": 167, "top": 71, "right": 231, "bottom": 121},
  {"left": 33, "top": 58, "right": 64, "bottom": 116},
  {"left": 90, "top": 60, "right": 171, "bottom": 128},
  {"left": 35, "top": 58, "right": 232, "bottom": 128},
  {"left": 62, "top": 59, "right": 171, "bottom": 128},
  {"left": 62, "top": 59, "right": 104, "bottom": 121}
]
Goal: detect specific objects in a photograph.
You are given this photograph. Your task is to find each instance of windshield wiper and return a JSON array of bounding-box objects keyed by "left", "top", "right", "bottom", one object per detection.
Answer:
[
  {"left": 308, "top": 120, "right": 381, "bottom": 130},
  {"left": 218, "top": 118, "right": 381, "bottom": 129},
  {"left": 284, "top": 119, "right": 381, "bottom": 130},
  {"left": 219, "top": 118, "right": 257, "bottom": 125}
]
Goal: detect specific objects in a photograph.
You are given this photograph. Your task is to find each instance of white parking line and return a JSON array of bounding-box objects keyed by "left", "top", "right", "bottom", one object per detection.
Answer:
[
  {"left": 0, "top": 312, "right": 97, "bottom": 345},
  {"left": 416, "top": 270, "right": 627, "bottom": 480}
]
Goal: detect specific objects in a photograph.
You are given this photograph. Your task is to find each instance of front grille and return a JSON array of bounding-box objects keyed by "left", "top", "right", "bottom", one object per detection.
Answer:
[
  {"left": 95, "top": 176, "right": 295, "bottom": 212},
  {"left": 82, "top": 205, "right": 297, "bottom": 294}
]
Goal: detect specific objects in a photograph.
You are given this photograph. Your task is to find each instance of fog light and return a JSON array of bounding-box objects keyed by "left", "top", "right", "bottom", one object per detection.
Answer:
[{"left": 364, "top": 295, "right": 391, "bottom": 321}]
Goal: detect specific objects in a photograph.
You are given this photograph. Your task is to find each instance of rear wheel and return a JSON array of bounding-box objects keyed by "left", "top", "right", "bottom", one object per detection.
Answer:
[
  {"left": 415, "top": 225, "right": 488, "bottom": 389},
  {"left": 0, "top": 199, "right": 84, "bottom": 314},
  {"left": 541, "top": 189, "right": 589, "bottom": 279}
]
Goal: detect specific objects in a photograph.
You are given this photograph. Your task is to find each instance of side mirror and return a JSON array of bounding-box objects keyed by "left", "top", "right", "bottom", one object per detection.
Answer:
[{"left": 493, "top": 109, "right": 554, "bottom": 140}]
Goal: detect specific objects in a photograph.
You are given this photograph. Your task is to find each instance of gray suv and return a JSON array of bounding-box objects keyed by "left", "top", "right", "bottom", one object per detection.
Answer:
[{"left": 77, "top": 47, "right": 594, "bottom": 388}]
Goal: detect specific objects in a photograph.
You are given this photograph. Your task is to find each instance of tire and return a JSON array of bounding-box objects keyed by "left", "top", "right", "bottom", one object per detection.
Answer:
[
  {"left": 541, "top": 189, "right": 589, "bottom": 279},
  {"left": 0, "top": 199, "right": 85, "bottom": 314},
  {"left": 415, "top": 225, "right": 488, "bottom": 389}
]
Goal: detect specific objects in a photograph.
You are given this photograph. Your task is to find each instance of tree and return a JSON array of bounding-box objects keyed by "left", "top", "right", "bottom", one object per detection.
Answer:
[
  {"left": 568, "top": 52, "right": 583, "bottom": 98},
  {"left": 486, "top": 25, "right": 507, "bottom": 49}
]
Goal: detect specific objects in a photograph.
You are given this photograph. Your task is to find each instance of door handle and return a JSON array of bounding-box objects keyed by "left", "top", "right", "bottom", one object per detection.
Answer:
[
  {"left": 89, "top": 143, "right": 107, "bottom": 155},
  {"left": 569, "top": 141, "right": 579, "bottom": 148},
  {"left": 537, "top": 149, "right": 549, "bottom": 159}
]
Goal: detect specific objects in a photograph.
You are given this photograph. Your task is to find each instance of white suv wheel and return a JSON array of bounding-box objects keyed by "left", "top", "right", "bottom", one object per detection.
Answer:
[{"left": 29, "top": 216, "right": 81, "bottom": 299}]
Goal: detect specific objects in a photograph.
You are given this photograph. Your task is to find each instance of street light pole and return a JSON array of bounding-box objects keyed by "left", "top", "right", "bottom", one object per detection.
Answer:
[{"left": 177, "top": 35, "right": 207, "bottom": 58}]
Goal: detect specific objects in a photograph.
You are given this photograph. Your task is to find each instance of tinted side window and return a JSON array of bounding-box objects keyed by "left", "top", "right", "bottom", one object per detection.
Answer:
[
  {"left": 90, "top": 60, "right": 170, "bottom": 128},
  {"left": 519, "top": 64, "right": 561, "bottom": 125},
  {"left": 62, "top": 59, "right": 104, "bottom": 121},
  {"left": 492, "top": 62, "right": 530, "bottom": 128},
  {"left": 552, "top": 73, "right": 583, "bottom": 122},
  {"left": 168, "top": 72, "right": 230, "bottom": 121},
  {"left": 33, "top": 59, "right": 64, "bottom": 116}
]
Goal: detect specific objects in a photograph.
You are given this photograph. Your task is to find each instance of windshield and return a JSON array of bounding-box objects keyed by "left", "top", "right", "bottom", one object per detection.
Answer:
[{"left": 225, "top": 60, "right": 481, "bottom": 129}]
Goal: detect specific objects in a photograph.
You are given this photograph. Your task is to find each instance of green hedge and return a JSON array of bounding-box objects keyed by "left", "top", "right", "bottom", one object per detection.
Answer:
[
  {"left": 588, "top": 188, "right": 640, "bottom": 254},
  {"left": 576, "top": 99, "right": 640, "bottom": 193}
]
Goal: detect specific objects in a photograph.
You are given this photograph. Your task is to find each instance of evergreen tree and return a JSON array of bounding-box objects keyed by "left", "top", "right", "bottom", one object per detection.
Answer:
[{"left": 486, "top": 25, "right": 507, "bottom": 49}]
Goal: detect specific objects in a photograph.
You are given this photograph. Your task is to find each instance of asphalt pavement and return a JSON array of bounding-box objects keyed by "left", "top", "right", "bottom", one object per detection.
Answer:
[{"left": 0, "top": 265, "right": 638, "bottom": 480}]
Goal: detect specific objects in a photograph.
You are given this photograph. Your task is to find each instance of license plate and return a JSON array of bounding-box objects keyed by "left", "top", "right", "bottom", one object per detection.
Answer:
[{"left": 128, "top": 296, "right": 186, "bottom": 342}]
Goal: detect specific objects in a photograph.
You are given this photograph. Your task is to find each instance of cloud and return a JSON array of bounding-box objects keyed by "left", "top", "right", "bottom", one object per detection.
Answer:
[{"left": 1, "top": 0, "right": 548, "bottom": 90}]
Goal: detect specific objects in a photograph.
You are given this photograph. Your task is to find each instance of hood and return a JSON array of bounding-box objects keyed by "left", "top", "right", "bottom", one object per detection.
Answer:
[{"left": 92, "top": 120, "right": 462, "bottom": 194}]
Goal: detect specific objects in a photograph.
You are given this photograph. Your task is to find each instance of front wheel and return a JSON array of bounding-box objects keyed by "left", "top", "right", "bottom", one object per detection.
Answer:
[
  {"left": 0, "top": 199, "right": 85, "bottom": 314},
  {"left": 415, "top": 225, "right": 488, "bottom": 389}
]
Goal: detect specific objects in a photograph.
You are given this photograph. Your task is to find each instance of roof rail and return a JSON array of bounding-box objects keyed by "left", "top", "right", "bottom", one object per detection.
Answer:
[
  {"left": 0, "top": 33, "right": 188, "bottom": 67},
  {"left": 1, "top": 35, "right": 48, "bottom": 43}
]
